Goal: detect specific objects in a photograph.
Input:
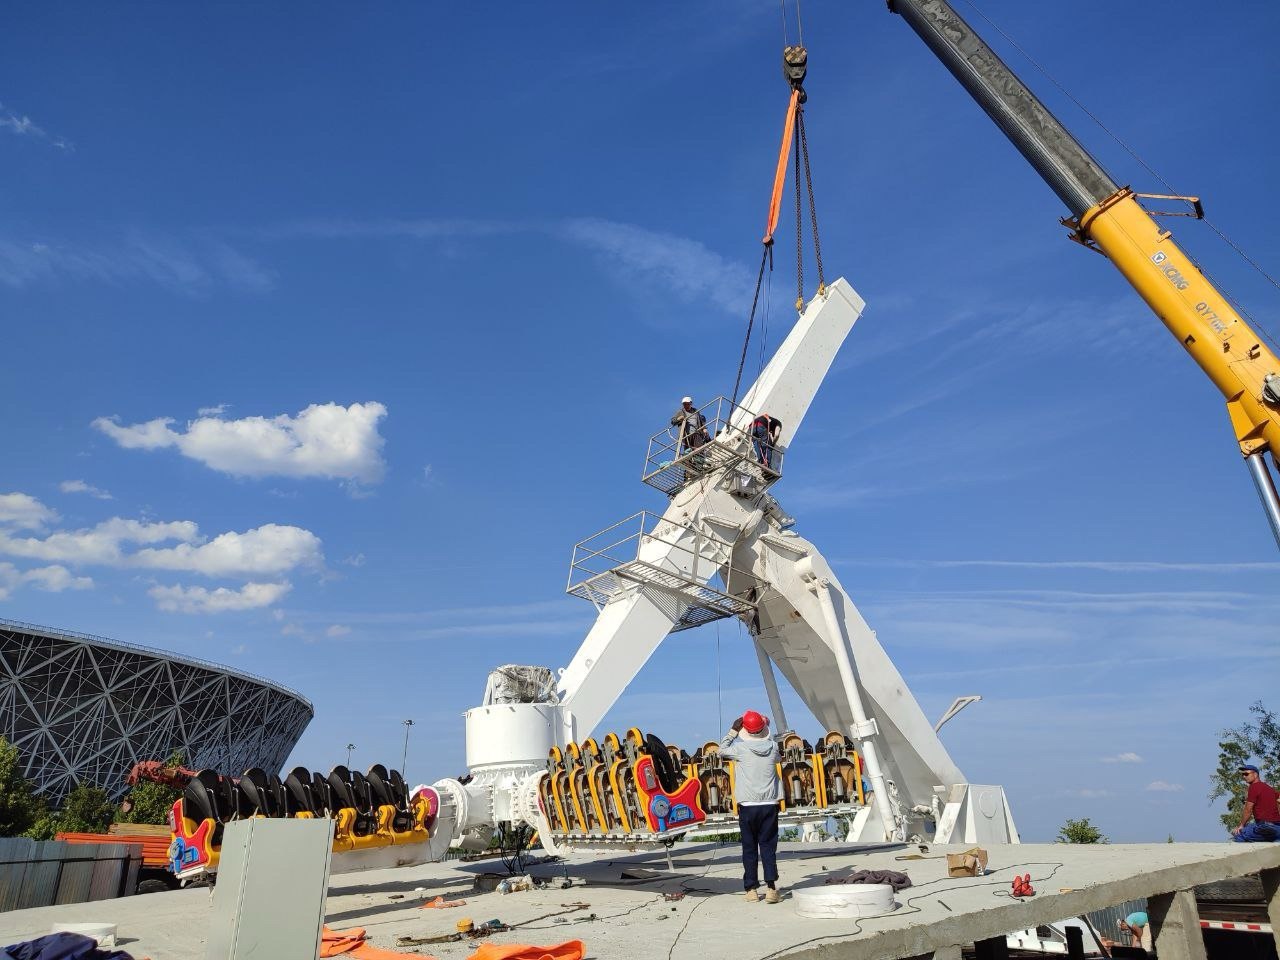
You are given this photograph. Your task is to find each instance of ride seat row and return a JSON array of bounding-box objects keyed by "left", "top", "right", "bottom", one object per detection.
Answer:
[{"left": 539, "top": 727, "right": 865, "bottom": 838}]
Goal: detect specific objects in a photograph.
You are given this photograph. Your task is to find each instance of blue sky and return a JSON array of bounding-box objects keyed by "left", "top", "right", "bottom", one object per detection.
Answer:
[{"left": 1, "top": 1, "right": 1277, "bottom": 843}]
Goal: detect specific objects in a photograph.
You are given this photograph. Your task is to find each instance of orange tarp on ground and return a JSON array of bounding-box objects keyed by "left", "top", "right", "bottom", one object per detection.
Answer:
[
  {"left": 321, "top": 926, "right": 434, "bottom": 960},
  {"left": 468, "top": 941, "right": 585, "bottom": 960}
]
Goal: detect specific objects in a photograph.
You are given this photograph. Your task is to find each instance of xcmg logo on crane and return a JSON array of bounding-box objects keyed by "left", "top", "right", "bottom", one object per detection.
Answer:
[{"left": 1150, "top": 251, "right": 1191, "bottom": 291}]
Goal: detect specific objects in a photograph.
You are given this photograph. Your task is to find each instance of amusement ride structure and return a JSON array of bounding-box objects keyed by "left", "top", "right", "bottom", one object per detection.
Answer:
[{"left": 169, "top": 277, "right": 1017, "bottom": 882}]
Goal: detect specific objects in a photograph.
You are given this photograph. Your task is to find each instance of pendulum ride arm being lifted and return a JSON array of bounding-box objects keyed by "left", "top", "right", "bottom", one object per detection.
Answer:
[
  {"left": 545, "top": 277, "right": 1015, "bottom": 845},
  {"left": 432, "top": 44, "right": 1019, "bottom": 855},
  {"left": 887, "top": 0, "right": 1280, "bottom": 549}
]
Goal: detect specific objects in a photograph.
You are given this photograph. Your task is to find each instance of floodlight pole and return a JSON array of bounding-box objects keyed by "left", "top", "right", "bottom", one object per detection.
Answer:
[
  {"left": 934, "top": 696, "right": 982, "bottom": 733},
  {"left": 346, "top": 743, "right": 355, "bottom": 767},
  {"left": 402, "top": 720, "right": 415, "bottom": 777}
]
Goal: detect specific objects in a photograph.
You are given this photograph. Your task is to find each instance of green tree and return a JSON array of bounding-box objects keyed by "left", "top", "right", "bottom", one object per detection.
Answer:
[
  {"left": 24, "top": 784, "right": 116, "bottom": 840},
  {"left": 1056, "top": 817, "right": 1108, "bottom": 844},
  {"left": 115, "top": 752, "right": 186, "bottom": 826},
  {"left": 59, "top": 784, "right": 115, "bottom": 833},
  {"left": 1209, "top": 701, "right": 1279, "bottom": 832},
  {"left": 0, "top": 738, "right": 46, "bottom": 838}
]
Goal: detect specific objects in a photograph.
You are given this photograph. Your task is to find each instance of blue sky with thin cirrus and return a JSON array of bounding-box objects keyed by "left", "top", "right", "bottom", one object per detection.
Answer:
[{"left": 1, "top": 0, "right": 1277, "bottom": 842}]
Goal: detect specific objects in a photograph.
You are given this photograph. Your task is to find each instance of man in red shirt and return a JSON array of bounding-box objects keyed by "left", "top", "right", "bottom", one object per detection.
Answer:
[{"left": 1231, "top": 765, "right": 1280, "bottom": 842}]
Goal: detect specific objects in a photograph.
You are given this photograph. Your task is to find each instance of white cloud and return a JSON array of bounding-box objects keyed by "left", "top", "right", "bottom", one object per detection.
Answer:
[
  {"left": 197, "top": 404, "right": 228, "bottom": 417},
  {"left": 1064, "top": 788, "right": 1111, "bottom": 799},
  {"left": 0, "top": 493, "right": 58, "bottom": 530},
  {"left": 150, "top": 581, "right": 291, "bottom": 614},
  {"left": 131, "top": 523, "right": 323, "bottom": 577},
  {"left": 0, "top": 517, "right": 200, "bottom": 566},
  {"left": 281, "top": 623, "right": 307, "bottom": 638},
  {"left": 325, "top": 624, "right": 351, "bottom": 638},
  {"left": 93, "top": 402, "right": 387, "bottom": 485},
  {"left": 0, "top": 512, "right": 322, "bottom": 578},
  {"left": 1101, "top": 752, "right": 1143, "bottom": 764},
  {"left": 0, "top": 562, "right": 94, "bottom": 600},
  {"left": 0, "top": 102, "right": 71, "bottom": 150},
  {"left": 230, "top": 643, "right": 249, "bottom": 655},
  {"left": 271, "top": 216, "right": 753, "bottom": 316},
  {"left": 1145, "top": 781, "right": 1185, "bottom": 793},
  {"left": 0, "top": 235, "right": 270, "bottom": 292},
  {"left": 59, "top": 480, "right": 113, "bottom": 500},
  {"left": 556, "top": 218, "right": 753, "bottom": 315},
  {"left": 341, "top": 553, "right": 366, "bottom": 568}
]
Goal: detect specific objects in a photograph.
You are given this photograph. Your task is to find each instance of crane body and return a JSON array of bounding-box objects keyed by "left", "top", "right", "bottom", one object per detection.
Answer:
[{"left": 888, "top": 0, "right": 1280, "bottom": 547}]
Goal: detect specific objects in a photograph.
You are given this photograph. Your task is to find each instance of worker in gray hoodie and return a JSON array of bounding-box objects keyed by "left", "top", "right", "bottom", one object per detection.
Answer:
[{"left": 720, "top": 710, "right": 782, "bottom": 902}]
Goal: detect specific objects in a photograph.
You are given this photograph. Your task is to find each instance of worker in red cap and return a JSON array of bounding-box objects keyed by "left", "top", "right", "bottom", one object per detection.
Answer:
[{"left": 720, "top": 710, "right": 782, "bottom": 903}]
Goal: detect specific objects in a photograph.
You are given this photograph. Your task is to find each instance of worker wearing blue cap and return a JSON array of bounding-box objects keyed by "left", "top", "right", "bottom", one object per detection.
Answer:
[{"left": 1231, "top": 765, "right": 1280, "bottom": 842}]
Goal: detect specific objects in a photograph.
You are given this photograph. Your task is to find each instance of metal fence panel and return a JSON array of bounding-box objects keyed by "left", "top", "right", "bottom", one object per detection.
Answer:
[
  {"left": 54, "top": 850, "right": 94, "bottom": 907},
  {"left": 0, "top": 839, "right": 36, "bottom": 912},
  {"left": 0, "top": 838, "right": 142, "bottom": 911},
  {"left": 15, "top": 842, "right": 64, "bottom": 911},
  {"left": 87, "top": 844, "right": 130, "bottom": 901}
]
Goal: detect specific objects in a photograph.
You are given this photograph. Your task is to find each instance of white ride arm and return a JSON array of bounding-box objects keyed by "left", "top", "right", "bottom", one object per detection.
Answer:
[
  {"left": 557, "top": 280, "right": 865, "bottom": 740},
  {"left": 557, "top": 519, "right": 726, "bottom": 738},
  {"left": 731, "top": 278, "right": 865, "bottom": 437}
]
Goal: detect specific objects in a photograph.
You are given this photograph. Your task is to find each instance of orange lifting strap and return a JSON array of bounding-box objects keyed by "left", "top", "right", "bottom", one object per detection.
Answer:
[{"left": 762, "top": 89, "right": 800, "bottom": 246}]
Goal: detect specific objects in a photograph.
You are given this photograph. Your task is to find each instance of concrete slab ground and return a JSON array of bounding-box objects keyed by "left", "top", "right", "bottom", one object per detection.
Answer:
[{"left": 0, "top": 841, "right": 1277, "bottom": 960}]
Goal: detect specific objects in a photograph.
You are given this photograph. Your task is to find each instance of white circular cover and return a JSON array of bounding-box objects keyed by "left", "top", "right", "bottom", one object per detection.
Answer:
[{"left": 793, "top": 883, "right": 896, "bottom": 918}]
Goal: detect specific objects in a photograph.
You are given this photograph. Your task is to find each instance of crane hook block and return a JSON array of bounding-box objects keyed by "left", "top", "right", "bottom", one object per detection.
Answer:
[{"left": 783, "top": 45, "right": 808, "bottom": 98}]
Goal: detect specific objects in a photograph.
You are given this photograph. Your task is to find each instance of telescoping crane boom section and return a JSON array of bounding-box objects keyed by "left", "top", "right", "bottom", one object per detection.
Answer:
[{"left": 886, "top": 0, "right": 1280, "bottom": 549}]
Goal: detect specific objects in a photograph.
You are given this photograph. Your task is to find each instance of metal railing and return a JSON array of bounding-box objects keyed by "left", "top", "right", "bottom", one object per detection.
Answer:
[
  {"left": 1086, "top": 897, "right": 1148, "bottom": 947},
  {"left": 643, "top": 396, "right": 784, "bottom": 496},
  {"left": 565, "top": 512, "right": 755, "bottom": 629}
]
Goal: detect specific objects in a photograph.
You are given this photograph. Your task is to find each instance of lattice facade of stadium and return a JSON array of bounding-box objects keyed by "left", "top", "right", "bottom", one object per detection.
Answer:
[{"left": 0, "top": 619, "right": 314, "bottom": 806}]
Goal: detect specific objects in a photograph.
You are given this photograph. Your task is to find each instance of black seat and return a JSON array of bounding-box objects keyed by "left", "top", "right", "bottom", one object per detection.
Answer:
[
  {"left": 328, "top": 765, "right": 357, "bottom": 809},
  {"left": 645, "top": 734, "right": 683, "bottom": 794},
  {"left": 365, "top": 765, "right": 394, "bottom": 808},
  {"left": 387, "top": 769, "right": 415, "bottom": 831},
  {"left": 285, "top": 767, "right": 316, "bottom": 816},
  {"left": 352, "top": 771, "right": 380, "bottom": 836},
  {"left": 330, "top": 766, "right": 375, "bottom": 836},
  {"left": 311, "top": 771, "right": 331, "bottom": 817},
  {"left": 265, "top": 771, "right": 287, "bottom": 817},
  {"left": 182, "top": 770, "right": 219, "bottom": 824},
  {"left": 183, "top": 769, "right": 234, "bottom": 846},
  {"left": 389, "top": 769, "right": 411, "bottom": 808},
  {"left": 239, "top": 768, "right": 274, "bottom": 817}
]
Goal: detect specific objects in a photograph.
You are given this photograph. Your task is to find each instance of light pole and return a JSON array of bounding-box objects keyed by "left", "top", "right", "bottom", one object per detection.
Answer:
[
  {"left": 401, "top": 720, "right": 415, "bottom": 778},
  {"left": 346, "top": 743, "right": 355, "bottom": 767},
  {"left": 933, "top": 695, "right": 982, "bottom": 733}
]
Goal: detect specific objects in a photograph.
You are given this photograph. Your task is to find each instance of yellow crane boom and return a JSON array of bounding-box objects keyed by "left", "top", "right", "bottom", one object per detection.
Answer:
[{"left": 886, "top": 0, "right": 1280, "bottom": 548}]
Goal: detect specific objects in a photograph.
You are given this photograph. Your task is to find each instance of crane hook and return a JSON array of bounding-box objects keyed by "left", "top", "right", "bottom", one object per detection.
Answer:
[{"left": 783, "top": 45, "right": 808, "bottom": 103}]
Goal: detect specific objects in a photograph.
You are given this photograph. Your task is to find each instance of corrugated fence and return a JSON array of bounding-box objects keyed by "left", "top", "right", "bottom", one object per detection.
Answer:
[{"left": 0, "top": 838, "right": 141, "bottom": 912}]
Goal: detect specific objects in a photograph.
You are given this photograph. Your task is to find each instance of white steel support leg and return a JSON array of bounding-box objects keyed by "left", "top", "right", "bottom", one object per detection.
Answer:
[
  {"left": 753, "top": 636, "right": 790, "bottom": 733},
  {"left": 798, "top": 558, "right": 898, "bottom": 841},
  {"left": 1246, "top": 452, "right": 1280, "bottom": 549}
]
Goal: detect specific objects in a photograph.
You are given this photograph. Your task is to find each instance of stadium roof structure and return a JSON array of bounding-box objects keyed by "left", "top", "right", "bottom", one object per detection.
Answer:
[{"left": 0, "top": 618, "right": 314, "bottom": 805}]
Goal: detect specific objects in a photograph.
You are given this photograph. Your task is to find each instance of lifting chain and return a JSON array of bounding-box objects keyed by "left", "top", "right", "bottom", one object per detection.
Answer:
[
  {"left": 794, "top": 119, "right": 805, "bottom": 313},
  {"left": 798, "top": 110, "right": 826, "bottom": 299}
]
